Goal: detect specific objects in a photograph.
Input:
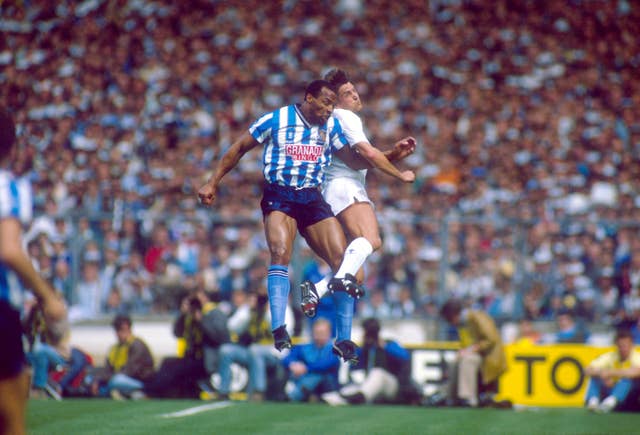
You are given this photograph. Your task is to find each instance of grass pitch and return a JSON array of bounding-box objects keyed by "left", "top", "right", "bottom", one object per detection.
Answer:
[{"left": 28, "top": 399, "right": 640, "bottom": 435}]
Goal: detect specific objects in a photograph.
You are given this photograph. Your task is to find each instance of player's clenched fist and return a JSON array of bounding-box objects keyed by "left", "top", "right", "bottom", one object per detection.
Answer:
[
  {"left": 400, "top": 170, "right": 416, "bottom": 183},
  {"left": 197, "top": 182, "right": 217, "bottom": 206}
]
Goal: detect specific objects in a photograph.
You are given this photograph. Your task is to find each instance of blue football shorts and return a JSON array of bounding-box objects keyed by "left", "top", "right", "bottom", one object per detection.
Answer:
[
  {"left": 0, "top": 300, "right": 26, "bottom": 380},
  {"left": 260, "top": 182, "right": 335, "bottom": 230}
]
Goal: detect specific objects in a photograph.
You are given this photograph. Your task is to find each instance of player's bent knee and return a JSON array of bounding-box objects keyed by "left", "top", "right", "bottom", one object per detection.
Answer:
[{"left": 268, "top": 245, "right": 291, "bottom": 265}]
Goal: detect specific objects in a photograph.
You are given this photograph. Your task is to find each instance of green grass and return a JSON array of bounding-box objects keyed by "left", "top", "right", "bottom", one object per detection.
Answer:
[{"left": 28, "top": 399, "right": 640, "bottom": 435}]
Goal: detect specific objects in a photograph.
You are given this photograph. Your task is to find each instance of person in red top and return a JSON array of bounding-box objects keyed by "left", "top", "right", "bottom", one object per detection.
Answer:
[{"left": 143, "top": 224, "right": 171, "bottom": 273}]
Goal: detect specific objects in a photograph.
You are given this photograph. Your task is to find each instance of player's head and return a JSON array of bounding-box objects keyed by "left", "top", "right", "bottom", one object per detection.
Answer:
[
  {"left": 324, "top": 68, "right": 362, "bottom": 112},
  {"left": 0, "top": 107, "right": 16, "bottom": 164},
  {"left": 302, "top": 79, "right": 337, "bottom": 125}
]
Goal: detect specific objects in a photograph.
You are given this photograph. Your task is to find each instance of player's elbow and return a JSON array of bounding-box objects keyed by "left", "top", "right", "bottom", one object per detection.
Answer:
[{"left": 359, "top": 148, "right": 378, "bottom": 163}]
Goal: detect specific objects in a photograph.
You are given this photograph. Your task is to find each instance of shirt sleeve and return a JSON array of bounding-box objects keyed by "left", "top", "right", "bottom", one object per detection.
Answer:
[
  {"left": 249, "top": 111, "right": 274, "bottom": 144},
  {"left": 335, "top": 109, "right": 369, "bottom": 147},
  {"left": 0, "top": 172, "right": 33, "bottom": 223},
  {"left": 588, "top": 351, "right": 615, "bottom": 370},
  {"left": 329, "top": 116, "right": 350, "bottom": 151}
]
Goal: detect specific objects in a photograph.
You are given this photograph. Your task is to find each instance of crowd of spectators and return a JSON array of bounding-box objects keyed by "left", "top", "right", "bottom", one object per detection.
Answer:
[{"left": 2, "top": 0, "right": 640, "bottom": 333}]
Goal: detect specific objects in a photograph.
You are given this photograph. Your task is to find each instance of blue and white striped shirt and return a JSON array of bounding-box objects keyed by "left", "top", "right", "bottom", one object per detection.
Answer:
[
  {"left": 0, "top": 169, "right": 33, "bottom": 310},
  {"left": 249, "top": 104, "right": 349, "bottom": 189}
]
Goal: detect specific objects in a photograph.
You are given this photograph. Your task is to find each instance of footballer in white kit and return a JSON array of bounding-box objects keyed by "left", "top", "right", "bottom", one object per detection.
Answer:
[
  {"left": 300, "top": 69, "right": 417, "bottom": 318},
  {"left": 322, "top": 107, "right": 372, "bottom": 216}
]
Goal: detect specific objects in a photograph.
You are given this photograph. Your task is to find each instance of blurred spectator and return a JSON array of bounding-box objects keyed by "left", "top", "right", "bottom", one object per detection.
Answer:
[
  {"left": 68, "top": 257, "right": 102, "bottom": 323},
  {"left": 89, "top": 314, "right": 155, "bottom": 399},
  {"left": 514, "top": 319, "right": 542, "bottom": 346},
  {"left": 359, "top": 289, "right": 392, "bottom": 319},
  {"left": 389, "top": 286, "right": 416, "bottom": 319},
  {"left": 584, "top": 329, "right": 640, "bottom": 413},
  {"left": 24, "top": 299, "right": 89, "bottom": 399},
  {"left": 139, "top": 291, "right": 229, "bottom": 399},
  {"left": 542, "top": 310, "right": 590, "bottom": 344},
  {"left": 486, "top": 263, "right": 524, "bottom": 325},
  {"left": 439, "top": 299, "right": 507, "bottom": 407},
  {"left": 213, "top": 287, "right": 286, "bottom": 402},
  {"left": 143, "top": 224, "right": 171, "bottom": 274},
  {"left": 113, "top": 252, "right": 153, "bottom": 314},
  {"left": 51, "top": 258, "right": 73, "bottom": 306},
  {"left": 282, "top": 318, "right": 340, "bottom": 402},
  {"left": 321, "top": 318, "right": 421, "bottom": 406}
]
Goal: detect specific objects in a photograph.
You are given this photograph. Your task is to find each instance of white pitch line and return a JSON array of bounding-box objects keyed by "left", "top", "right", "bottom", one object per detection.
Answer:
[{"left": 159, "top": 401, "right": 233, "bottom": 418}]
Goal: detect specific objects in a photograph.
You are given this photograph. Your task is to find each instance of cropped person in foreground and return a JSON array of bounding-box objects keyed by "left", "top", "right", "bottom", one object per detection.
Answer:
[{"left": 0, "top": 108, "right": 66, "bottom": 434}]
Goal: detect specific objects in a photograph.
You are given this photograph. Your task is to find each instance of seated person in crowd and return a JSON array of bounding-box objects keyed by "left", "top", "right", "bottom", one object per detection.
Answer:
[
  {"left": 585, "top": 328, "right": 640, "bottom": 413},
  {"left": 138, "top": 291, "right": 229, "bottom": 399},
  {"left": 25, "top": 298, "right": 90, "bottom": 399},
  {"left": 214, "top": 287, "right": 288, "bottom": 402},
  {"left": 282, "top": 318, "right": 340, "bottom": 402},
  {"left": 89, "top": 314, "right": 155, "bottom": 399},
  {"left": 542, "top": 309, "right": 590, "bottom": 344},
  {"left": 322, "top": 317, "right": 421, "bottom": 406},
  {"left": 439, "top": 298, "right": 507, "bottom": 407}
]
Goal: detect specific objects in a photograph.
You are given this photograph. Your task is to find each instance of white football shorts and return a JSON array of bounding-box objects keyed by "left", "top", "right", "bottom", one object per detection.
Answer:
[{"left": 322, "top": 177, "right": 373, "bottom": 216}]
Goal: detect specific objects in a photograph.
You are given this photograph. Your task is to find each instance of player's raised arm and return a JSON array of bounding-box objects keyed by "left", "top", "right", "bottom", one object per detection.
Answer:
[
  {"left": 198, "top": 131, "right": 260, "bottom": 206},
  {"left": 334, "top": 138, "right": 416, "bottom": 183},
  {"left": 352, "top": 140, "right": 415, "bottom": 183},
  {"left": 385, "top": 136, "right": 417, "bottom": 162}
]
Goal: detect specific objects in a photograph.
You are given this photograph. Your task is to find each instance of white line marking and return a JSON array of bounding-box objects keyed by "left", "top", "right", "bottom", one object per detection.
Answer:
[{"left": 159, "top": 401, "right": 233, "bottom": 418}]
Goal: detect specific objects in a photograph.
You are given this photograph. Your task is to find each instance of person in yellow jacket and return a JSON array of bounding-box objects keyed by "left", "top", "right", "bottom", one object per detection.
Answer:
[
  {"left": 585, "top": 328, "right": 640, "bottom": 413},
  {"left": 440, "top": 298, "right": 507, "bottom": 407},
  {"left": 91, "top": 314, "right": 154, "bottom": 398}
]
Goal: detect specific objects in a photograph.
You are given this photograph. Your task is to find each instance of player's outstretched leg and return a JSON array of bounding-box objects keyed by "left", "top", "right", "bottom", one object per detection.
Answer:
[
  {"left": 332, "top": 339, "right": 359, "bottom": 364},
  {"left": 300, "top": 280, "right": 320, "bottom": 318},
  {"left": 331, "top": 291, "right": 359, "bottom": 363},
  {"left": 267, "top": 265, "right": 291, "bottom": 351},
  {"left": 328, "top": 273, "right": 364, "bottom": 299},
  {"left": 272, "top": 325, "right": 291, "bottom": 352}
]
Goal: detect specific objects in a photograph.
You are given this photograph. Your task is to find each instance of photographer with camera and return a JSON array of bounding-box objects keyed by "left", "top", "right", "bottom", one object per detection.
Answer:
[
  {"left": 134, "top": 290, "right": 229, "bottom": 399},
  {"left": 322, "top": 317, "right": 422, "bottom": 406}
]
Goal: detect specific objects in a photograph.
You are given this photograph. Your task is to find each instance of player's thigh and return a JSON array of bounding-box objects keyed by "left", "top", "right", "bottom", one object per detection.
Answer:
[
  {"left": 302, "top": 217, "right": 347, "bottom": 271},
  {"left": 263, "top": 211, "right": 298, "bottom": 263},
  {"left": 0, "top": 371, "right": 28, "bottom": 435},
  {"left": 338, "top": 202, "right": 380, "bottom": 246}
]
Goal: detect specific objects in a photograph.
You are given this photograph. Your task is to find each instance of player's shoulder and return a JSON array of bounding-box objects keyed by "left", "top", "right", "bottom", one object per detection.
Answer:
[
  {"left": 333, "top": 108, "right": 361, "bottom": 124},
  {"left": 0, "top": 169, "right": 15, "bottom": 188}
]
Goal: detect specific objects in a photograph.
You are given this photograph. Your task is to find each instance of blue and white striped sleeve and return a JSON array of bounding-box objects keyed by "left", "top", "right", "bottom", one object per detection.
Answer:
[
  {"left": 0, "top": 171, "right": 33, "bottom": 224},
  {"left": 328, "top": 117, "right": 349, "bottom": 151},
  {"left": 249, "top": 111, "right": 274, "bottom": 144}
]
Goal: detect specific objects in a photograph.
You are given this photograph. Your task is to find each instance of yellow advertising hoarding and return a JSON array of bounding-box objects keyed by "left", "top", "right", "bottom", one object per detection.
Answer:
[
  {"left": 407, "top": 341, "right": 615, "bottom": 408},
  {"left": 497, "top": 342, "right": 613, "bottom": 407}
]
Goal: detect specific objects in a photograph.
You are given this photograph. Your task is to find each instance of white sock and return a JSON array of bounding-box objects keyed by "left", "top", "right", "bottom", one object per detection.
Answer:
[
  {"left": 600, "top": 396, "right": 617, "bottom": 411},
  {"left": 315, "top": 275, "right": 331, "bottom": 298},
  {"left": 334, "top": 237, "right": 373, "bottom": 280}
]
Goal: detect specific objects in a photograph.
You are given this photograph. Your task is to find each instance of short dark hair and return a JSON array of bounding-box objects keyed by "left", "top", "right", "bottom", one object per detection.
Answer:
[
  {"left": 362, "top": 317, "right": 381, "bottom": 336},
  {"left": 440, "top": 298, "right": 463, "bottom": 321},
  {"left": 0, "top": 107, "right": 16, "bottom": 157},
  {"left": 615, "top": 328, "right": 633, "bottom": 342},
  {"left": 112, "top": 314, "right": 132, "bottom": 330},
  {"left": 305, "top": 79, "right": 334, "bottom": 98},
  {"left": 324, "top": 68, "right": 350, "bottom": 91}
]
